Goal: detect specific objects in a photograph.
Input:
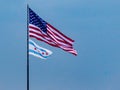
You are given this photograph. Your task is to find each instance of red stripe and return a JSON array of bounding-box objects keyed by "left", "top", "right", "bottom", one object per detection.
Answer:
[
  {"left": 47, "top": 27, "right": 73, "bottom": 46},
  {"left": 29, "top": 35, "right": 58, "bottom": 47},
  {"left": 29, "top": 26, "right": 40, "bottom": 32},
  {"left": 29, "top": 32, "right": 73, "bottom": 48},
  {"left": 47, "top": 23, "right": 74, "bottom": 42},
  {"left": 59, "top": 46, "right": 77, "bottom": 55},
  {"left": 29, "top": 32, "right": 55, "bottom": 45},
  {"left": 47, "top": 30, "right": 73, "bottom": 48},
  {"left": 29, "top": 30, "right": 48, "bottom": 38},
  {"left": 29, "top": 30, "right": 73, "bottom": 47},
  {"left": 58, "top": 46, "right": 77, "bottom": 56}
]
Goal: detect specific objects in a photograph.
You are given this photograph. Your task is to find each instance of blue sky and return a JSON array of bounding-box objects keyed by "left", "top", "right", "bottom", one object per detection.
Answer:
[{"left": 0, "top": 0, "right": 120, "bottom": 90}]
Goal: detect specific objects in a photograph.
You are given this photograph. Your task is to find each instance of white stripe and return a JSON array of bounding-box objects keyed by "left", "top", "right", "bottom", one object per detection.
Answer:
[
  {"left": 29, "top": 24, "right": 40, "bottom": 30},
  {"left": 29, "top": 32, "right": 72, "bottom": 48},
  {"left": 47, "top": 25, "right": 73, "bottom": 44},
  {"left": 29, "top": 31, "right": 52, "bottom": 41},
  {"left": 29, "top": 33, "right": 56, "bottom": 45},
  {"left": 47, "top": 28, "right": 73, "bottom": 46},
  {"left": 47, "top": 30, "right": 73, "bottom": 47}
]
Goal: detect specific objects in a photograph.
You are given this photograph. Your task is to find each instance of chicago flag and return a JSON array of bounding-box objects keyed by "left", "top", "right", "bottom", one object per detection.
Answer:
[{"left": 29, "top": 39, "right": 52, "bottom": 59}]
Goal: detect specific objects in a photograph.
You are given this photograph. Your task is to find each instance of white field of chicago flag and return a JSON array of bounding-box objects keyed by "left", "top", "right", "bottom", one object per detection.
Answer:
[{"left": 29, "top": 39, "right": 52, "bottom": 59}]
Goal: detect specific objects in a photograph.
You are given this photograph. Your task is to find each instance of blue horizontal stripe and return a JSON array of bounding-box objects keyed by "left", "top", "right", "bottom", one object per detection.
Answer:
[
  {"left": 29, "top": 41, "right": 46, "bottom": 52},
  {"left": 29, "top": 49, "right": 48, "bottom": 59}
]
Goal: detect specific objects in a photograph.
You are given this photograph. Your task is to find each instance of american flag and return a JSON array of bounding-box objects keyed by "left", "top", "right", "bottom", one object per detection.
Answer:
[{"left": 29, "top": 8, "right": 77, "bottom": 56}]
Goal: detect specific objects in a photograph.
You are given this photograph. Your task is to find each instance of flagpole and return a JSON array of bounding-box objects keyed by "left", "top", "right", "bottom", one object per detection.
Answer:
[{"left": 27, "top": 4, "right": 29, "bottom": 90}]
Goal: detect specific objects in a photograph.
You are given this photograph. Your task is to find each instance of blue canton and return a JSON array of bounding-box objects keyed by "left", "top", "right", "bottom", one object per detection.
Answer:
[{"left": 29, "top": 8, "right": 47, "bottom": 32}]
